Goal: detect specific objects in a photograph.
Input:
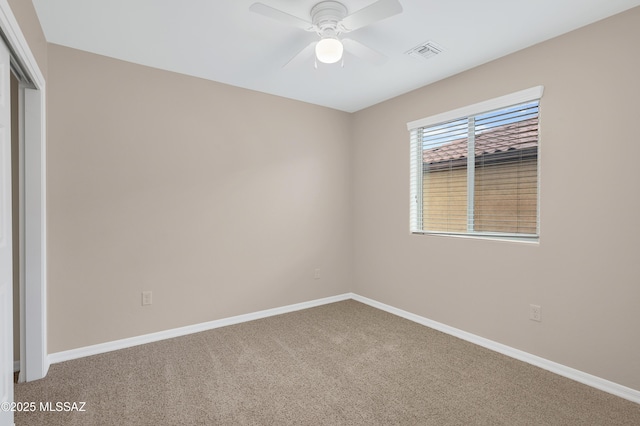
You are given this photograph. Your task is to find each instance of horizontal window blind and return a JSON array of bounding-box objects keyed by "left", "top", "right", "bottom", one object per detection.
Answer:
[{"left": 409, "top": 87, "right": 542, "bottom": 241}]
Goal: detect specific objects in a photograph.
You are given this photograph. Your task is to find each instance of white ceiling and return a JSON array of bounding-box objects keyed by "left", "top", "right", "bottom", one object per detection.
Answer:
[{"left": 32, "top": 0, "right": 640, "bottom": 112}]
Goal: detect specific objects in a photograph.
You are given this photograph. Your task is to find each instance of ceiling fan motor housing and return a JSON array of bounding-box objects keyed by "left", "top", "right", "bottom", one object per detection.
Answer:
[{"left": 311, "top": 1, "right": 348, "bottom": 36}]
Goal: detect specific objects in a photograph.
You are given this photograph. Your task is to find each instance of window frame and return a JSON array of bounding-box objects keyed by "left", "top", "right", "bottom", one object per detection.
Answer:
[{"left": 407, "top": 86, "right": 543, "bottom": 243}]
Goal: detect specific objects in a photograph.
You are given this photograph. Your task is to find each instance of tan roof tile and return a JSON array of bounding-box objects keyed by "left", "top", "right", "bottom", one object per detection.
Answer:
[{"left": 423, "top": 118, "right": 538, "bottom": 164}]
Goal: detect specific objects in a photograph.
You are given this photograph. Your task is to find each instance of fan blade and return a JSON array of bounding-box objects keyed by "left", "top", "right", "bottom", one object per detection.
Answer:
[
  {"left": 249, "top": 3, "right": 314, "bottom": 31},
  {"left": 342, "top": 38, "right": 387, "bottom": 65},
  {"left": 283, "top": 41, "right": 318, "bottom": 68},
  {"left": 341, "top": 0, "right": 403, "bottom": 32}
]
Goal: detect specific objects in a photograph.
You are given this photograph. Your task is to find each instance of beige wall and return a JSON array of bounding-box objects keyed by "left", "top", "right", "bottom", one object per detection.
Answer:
[
  {"left": 352, "top": 6, "right": 640, "bottom": 391},
  {"left": 46, "top": 44, "right": 353, "bottom": 353}
]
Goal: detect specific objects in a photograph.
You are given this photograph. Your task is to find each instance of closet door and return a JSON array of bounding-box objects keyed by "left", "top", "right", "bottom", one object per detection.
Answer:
[{"left": 0, "top": 37, "right": 14, "bottom": 426}]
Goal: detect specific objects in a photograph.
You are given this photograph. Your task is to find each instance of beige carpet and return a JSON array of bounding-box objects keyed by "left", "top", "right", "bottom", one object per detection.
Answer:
[{"left": 15, "top": 300, "right": 640, "bottom": 425}]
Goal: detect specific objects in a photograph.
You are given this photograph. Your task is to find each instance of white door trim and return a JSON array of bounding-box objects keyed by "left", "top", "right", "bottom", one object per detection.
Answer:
[
  {"left": 0, "top": 0, "right": 48, "bottom": 382},
  {"left": 23, "top": 87, "right": 46, "bottom": 381}
]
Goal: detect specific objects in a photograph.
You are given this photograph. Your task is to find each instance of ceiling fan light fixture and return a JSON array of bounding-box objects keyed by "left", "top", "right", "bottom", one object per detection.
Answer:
[{"left": 315, "top": 37, "right": 343, "bottom": 64}]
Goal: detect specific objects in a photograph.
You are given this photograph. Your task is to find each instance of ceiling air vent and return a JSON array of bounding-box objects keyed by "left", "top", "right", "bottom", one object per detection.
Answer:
[{"left": 406, "top": 41, "right": 444, "bottom": 60}]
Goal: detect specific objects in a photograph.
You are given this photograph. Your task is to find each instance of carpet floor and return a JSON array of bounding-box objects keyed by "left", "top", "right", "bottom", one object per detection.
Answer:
[{"left": 14, "top": 300, "right": 640, "bottom": 425}]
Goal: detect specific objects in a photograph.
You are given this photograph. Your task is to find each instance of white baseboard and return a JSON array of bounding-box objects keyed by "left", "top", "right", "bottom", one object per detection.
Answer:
[
  {"left": 48, "top": 293, "right": 352, "bottom": 365},
  {"left": 47, "top": 291, "right": 639, "bottom": 405},
  {"left": 13, "top": 360, "right": 19, "bottom": 372},
  {"left": 351, "top": 293, "right": 640, "bottom": 405}
]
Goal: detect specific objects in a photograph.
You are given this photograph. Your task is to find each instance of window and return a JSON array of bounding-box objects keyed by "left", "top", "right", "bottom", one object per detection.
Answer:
[{"left": 408, "top": 87, "right": 543, "bottom": 241}]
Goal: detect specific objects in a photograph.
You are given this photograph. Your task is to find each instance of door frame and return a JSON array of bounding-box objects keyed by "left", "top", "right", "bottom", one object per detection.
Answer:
[{"left": 0, "top": 0, "right": 47, "bottom": 382}]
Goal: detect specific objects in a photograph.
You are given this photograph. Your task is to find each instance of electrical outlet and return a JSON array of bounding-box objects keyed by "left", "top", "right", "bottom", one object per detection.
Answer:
[
  {"left": 142, "top": 291, "right": 153, "bottom": 306},
  {"left": 529, "top": 304, "right": 541, "bottom": 322},
  {"left": 314, "top": 268, "right": 320, "bottom": 280}
]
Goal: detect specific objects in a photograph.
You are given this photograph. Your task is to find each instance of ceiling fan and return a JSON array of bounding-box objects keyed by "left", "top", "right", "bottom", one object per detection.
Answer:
[{"left": 249, "top": 0, "right": 403, "bottom": 68}]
